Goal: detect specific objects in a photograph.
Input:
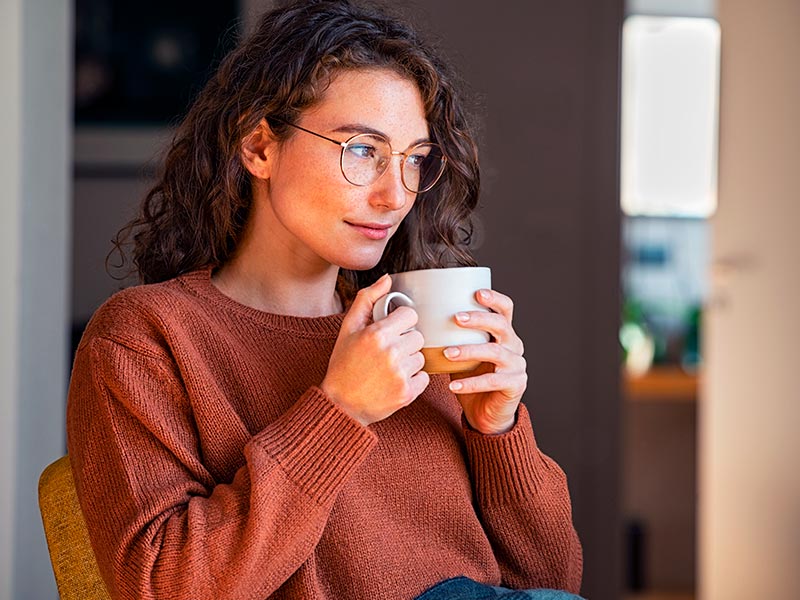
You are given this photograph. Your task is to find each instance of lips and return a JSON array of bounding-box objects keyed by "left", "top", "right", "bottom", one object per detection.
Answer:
[{"left": 345, "top": 221, "right": 392, "bottom": 240}]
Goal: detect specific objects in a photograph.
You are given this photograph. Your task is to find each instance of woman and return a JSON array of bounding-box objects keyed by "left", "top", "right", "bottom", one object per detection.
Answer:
[{"left": 67, "top": 1, "right": 583, "bottom": 599}]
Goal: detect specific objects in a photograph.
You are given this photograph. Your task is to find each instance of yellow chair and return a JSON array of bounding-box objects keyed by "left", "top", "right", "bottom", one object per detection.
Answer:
[{"left": 38, "top": 456, "right": 111, "bottom": 600}]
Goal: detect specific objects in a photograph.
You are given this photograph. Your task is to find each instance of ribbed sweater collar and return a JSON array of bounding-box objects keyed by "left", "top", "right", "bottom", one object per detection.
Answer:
[{"left": 176, "top": 266, "right": 345, "bottom": 337}]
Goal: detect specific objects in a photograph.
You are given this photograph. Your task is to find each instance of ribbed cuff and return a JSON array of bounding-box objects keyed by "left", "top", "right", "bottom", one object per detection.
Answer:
[
  {"left": 248, "top": 387, "right": 377, "bottom": 505},
  {"left": 463, "top": 403, "right": 555, "bottom": 505}
]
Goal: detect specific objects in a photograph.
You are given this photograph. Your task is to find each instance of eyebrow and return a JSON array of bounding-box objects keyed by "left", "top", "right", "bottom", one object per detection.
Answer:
[{"left": 331, "top": 123, "right": 430, "bottom": 147}]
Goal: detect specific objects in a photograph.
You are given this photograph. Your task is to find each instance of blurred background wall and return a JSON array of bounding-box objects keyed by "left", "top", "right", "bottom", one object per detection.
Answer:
[
  {"left": 700, "top": 0, "right": 800, "bottom": 596},
  {"left": 1, "top": 1, "right": 71, "bottom": 599}
]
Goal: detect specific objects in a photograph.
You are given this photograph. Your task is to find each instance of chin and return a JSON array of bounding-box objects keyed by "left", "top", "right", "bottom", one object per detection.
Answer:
[
  {"left": 334, "top": 251, "right": 385, "bottom": 272},
  {"left": 336, "top": 259, "right": 382, "bottom": 272}
]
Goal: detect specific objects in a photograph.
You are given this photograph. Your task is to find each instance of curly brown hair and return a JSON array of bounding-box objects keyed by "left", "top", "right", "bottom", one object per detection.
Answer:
[{"left": 110, "top": 0, "right": 481, "bottom": 301}]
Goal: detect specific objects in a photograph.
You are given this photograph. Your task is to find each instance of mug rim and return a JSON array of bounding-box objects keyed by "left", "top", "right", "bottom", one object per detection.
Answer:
[{"left": 388, "top": 266, "right": 490, "bottom": 277}]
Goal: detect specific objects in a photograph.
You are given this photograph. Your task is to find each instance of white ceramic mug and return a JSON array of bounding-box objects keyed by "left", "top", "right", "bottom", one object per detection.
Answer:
[{"left": 372, "top": 266, "right": 492, "bottom": 374}]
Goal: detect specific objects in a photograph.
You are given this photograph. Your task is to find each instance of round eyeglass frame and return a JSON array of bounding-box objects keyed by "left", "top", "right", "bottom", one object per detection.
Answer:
[{"left": 272, "top": 118, "right": 448, "bottom": 194}]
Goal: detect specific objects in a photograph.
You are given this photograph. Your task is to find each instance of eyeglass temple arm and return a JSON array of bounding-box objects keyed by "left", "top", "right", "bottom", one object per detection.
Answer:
[{"left": 270, "top": 117, "right": 347, "bottom": 148}]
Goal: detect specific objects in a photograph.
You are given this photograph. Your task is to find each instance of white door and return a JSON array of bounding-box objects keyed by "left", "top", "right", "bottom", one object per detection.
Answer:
[{"left": 700, "top": 1, "right": 800, "bottom": 598}]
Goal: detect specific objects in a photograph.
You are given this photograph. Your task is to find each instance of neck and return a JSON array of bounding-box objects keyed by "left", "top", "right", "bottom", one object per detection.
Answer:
[{"left": 212, "top": 257, "right": 343, "bottom": 317}]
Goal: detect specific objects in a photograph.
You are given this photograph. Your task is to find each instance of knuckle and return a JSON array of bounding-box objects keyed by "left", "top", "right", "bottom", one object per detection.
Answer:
[
  {"left": 386, "top": 306, "right": 412, "bottom": 326},
  {"left": 489, "top": 372, "right": 503, "bottom": 388},
  {"left": 366, "top": 326, "right": 386, "bottom": 346},
  {"left": 518, "top": 371, "right": 529, "bottom": 389},
  {"left": 386, "top": 345, "right": 402, "bottom": 365},
  {"left": 416, "top": 371, "right": 430, "bottom": 391},
  {"left": 372, "top": 317, "right": 395, "bottom": 336},
  {"left": 371, "top": 330, "right": 394, "bottom": 355},
  {"left": 398, "top": 306, "right": 419, "bottom": 324},
  {"left": 399, "top": 380, "right": 415, "bottom": 403},
  {"left": 411, "top": 331, "right": 425, "bottom": 349},
  {"left": 512, "top": 373, "right": 528, "bottom": 397},
  {"left": 389, "top": 375, "right": 405, "bottom": 396},
  {"left": 417, "top": 371, "right": 431, "bottom": 394}
]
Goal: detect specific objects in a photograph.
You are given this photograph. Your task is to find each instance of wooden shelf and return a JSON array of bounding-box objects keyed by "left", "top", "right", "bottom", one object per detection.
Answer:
[{"left": 624, "top": 365, "right": 699, "bottom": 402}]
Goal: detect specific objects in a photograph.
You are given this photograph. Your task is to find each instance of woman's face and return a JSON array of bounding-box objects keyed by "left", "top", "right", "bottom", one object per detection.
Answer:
[{"left": 262, "top": 68, "right": 430, "bottom": 272}]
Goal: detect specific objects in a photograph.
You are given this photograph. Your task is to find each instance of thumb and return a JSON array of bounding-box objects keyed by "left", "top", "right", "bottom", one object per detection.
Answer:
[{"left": 341, "top": 273, "right": 392, "bottom": 333}]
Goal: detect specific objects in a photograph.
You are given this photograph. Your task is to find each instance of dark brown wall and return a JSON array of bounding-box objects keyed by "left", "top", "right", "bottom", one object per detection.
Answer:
[
  {"left": 72, "top": 1, "right": 624, "bottom": 596},
  {"left": 403, "top": 3, "right": 624, "bottom": 598}
]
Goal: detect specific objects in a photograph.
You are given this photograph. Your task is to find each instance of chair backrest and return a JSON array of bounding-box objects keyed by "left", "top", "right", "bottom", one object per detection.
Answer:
[{"left": 38, "top": 455, "right": 111, "bottom": 600}]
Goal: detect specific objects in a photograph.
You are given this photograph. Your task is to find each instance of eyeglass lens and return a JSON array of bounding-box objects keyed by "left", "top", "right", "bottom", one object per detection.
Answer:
[{"left": 341, "top": 134, "right": 445, "bottom": 193}]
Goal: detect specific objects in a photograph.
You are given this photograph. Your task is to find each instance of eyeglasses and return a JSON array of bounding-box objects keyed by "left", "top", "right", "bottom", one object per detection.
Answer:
[{"left": 274, "top": 119, "right": 447, "bottom": 194}]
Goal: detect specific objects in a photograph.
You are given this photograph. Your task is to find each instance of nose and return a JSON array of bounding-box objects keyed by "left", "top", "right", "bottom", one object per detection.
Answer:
[{"left": 369, "top": 157, "right": 412, "bottom": 210}]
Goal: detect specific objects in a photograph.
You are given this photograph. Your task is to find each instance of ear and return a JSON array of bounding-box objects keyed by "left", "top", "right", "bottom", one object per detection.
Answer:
[{"left": 241, "top": 118, "right": 277, "bottom": 180}]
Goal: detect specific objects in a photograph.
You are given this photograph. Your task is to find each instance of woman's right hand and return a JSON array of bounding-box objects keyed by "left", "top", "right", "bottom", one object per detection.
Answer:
[{"left": 321, "top": 274, "right": 430, "bottom": 427}]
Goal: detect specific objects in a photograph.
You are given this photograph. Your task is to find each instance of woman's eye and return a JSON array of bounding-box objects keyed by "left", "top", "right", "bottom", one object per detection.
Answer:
[
  {"left": 347, "top": 144, "right": 376, "bottom": 159},
  {"left": 406, "top": 153, "right": 428, "bottom": 169}
]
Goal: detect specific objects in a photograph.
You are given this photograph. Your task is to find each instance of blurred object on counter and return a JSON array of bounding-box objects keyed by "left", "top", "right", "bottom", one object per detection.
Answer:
[{"left": 620, "top": 297, "right": 656, "bottom": 376}]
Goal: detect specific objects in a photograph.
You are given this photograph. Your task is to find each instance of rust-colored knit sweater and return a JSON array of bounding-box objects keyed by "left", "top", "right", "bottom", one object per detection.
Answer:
[{"left": 66, "top": 267, "right": 583, "bottom": 600}]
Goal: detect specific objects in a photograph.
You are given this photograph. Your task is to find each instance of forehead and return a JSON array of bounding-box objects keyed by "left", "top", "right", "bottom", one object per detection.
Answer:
[{"left": 301, "top": 68, "right": 430, "bottom": 144}]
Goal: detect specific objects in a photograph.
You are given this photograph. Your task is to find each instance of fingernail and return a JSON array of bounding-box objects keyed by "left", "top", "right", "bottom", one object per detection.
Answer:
[
  {"left": 449, "top": 381, "right": 463, "bottom": 391},
  {"left": 456, "top": 312, "right": 470, "bottom": 322},
  {"left": 479, "top": 289, "right": 490, "bottom": 300},
  {"left": 443, "top": 347, "right": 460, "bottom": 359}
]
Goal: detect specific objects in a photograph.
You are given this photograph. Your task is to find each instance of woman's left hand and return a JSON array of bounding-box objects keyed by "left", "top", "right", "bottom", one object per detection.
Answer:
[{"left": 446, "top": 289, "right": 527, "bottom": 435}]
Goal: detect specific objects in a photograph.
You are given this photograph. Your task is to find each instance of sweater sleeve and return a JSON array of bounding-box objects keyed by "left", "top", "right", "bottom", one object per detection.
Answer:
[
  {"left": 462, "top": 403, "right": 583, "bottom": 594},
  {"left": 66, "top": 335, "right": 377, "bottom": 600}
]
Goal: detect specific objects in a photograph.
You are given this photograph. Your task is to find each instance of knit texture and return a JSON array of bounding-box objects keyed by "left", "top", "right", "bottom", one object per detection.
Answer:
[{"left": 66, "top": 267, "right": 583, "bottom": 600}]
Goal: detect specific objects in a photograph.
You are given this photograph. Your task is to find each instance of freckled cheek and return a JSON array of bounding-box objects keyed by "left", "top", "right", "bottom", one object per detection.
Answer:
[
  {"left": 278, "top": 170, "right": 345, "bottom": 216},
  {"left": 304, "top": 160, "right": 356, "bottom": 205}
]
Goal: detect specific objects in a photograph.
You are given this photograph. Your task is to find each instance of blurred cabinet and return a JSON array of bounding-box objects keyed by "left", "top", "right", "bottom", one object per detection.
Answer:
[
  {"left": 625, "top": 367, "right": 697, "bottom": 402},
  {"left": 623, "top": 366, "right": 698, "bottom": 599}
]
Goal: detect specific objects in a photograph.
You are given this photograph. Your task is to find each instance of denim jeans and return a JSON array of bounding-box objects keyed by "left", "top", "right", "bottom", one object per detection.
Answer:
[{"left": 414, "top": 576, "right": 585, "bottom": 600}]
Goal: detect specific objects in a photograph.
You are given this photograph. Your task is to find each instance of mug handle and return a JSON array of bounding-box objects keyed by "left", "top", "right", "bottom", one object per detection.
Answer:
[{"left": 372, "top": 291, "right": 415, "bottom": 323}]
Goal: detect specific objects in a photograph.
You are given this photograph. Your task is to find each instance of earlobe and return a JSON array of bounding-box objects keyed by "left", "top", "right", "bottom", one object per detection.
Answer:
[{"left": 241, "top": 119, "right": 275, "bottom": 180}]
